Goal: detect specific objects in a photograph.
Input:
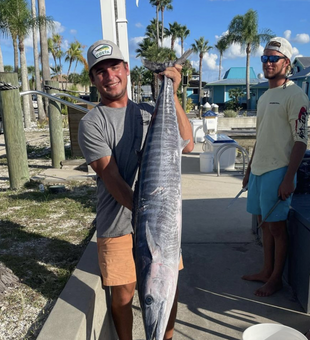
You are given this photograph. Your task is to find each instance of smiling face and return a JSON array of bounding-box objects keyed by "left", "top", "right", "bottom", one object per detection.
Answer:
[
  {"left": 262, "top": 49, "right": 290, "bottom": 82},
  {"left": 90, "top": 59, "right": 129, "bottom": 106}
]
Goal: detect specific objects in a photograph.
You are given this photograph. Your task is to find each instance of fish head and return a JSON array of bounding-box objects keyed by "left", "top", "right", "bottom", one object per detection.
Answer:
[{"left": 139, "top": 262, "right": 177, "bottom": 340}]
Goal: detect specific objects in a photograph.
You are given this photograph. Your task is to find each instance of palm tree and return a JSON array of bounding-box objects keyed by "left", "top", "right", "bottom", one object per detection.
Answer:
[
  {"left": 28, "top": 65, "right": 35, "bottom": 89},
  {"left": 226, "top": 9, "right": 274, "bottom": 109},
  {"left": 149, "top": 0, "right": 160, "bottom": 46},
  {"left": 0, "top": 0, "right": 53, "bottom": 127},
  {"left": 64, "top": 40, "right": 86, "bottom": 89},
  {"left": 215, "top": 36, "right": 229, "bottom": 80},
  {"left": 178, "top": 24, "right": 190, "bottom": 55},
  {"left": 48, "top": 34, "right": 63, "bottom": 76},
  {"left": 0, "top": 2, "right": 18, "bottom": 72},
  {"left": 228, "top": 87, "right": 245, "bottom": 111},
  {"left": 145, "top": 18, "right": 162, "bottom": 41},
  {"left": 31, "top": 0, "right": 45, "bottom": 121},
  {"left": 38, "top": 0, "right": 50, "bottom": 90},
  {"left": 79, "top": 67, "right": 91, "bottom": 93},
  {"left": 4, "top": 64, "right": 12, "bottom": 71},
  {"left": 136, "top": 38, "right": 175, "bottom": 100},
  {"left": 164, "top": 21, "right": 182, "bottom": 51},
  {"left": 191, "top": 37, "right": 212, "bottom": 116},
  {"left": 131, "top": 66, "right": 144, "bottom": 103},
  {"left": 159, "top": 0, "right": 173, "bottom": 47}
]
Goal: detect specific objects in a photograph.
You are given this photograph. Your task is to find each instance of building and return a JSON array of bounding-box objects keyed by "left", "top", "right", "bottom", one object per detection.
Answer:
[
  {"left": 290, "top": 57, "right": 310, "bottom": 98},
  {"left": 186, "top": 74, "right": 206, "bottom": 108},
  {"left": 203, "top": 67, "right": 267, "bottom": 110}
]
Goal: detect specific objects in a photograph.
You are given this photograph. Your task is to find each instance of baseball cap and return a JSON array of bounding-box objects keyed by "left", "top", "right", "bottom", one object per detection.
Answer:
[
  {"left": 264, "top": 37, "right": 292, "bottom": 60},
  {"left": 87, "top": 40, "right": 125, "bottom": 73}
]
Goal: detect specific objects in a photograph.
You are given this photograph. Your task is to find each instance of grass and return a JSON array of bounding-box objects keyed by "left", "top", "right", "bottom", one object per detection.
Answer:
[{"left": 0, "top": 140, "right": 97, "bottom": 340}]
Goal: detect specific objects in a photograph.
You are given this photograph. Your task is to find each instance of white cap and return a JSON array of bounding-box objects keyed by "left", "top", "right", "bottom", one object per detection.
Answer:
[{"left": 264, "top": 37, "right": 293, "bottom": 60}]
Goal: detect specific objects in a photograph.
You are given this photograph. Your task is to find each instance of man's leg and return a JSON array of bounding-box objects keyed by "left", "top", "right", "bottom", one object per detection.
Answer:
[
  {"left": 111, "top": 282, "right": 136, "bottom": 340},
  {"left": 164, "top": 287, "right": 179, "bottom": 340},
  {"left": 255, "top": 220, "right": 287, "bottom": 297},
  {"left": 242, "top": 216, "right": 275, "bottom": 283}
]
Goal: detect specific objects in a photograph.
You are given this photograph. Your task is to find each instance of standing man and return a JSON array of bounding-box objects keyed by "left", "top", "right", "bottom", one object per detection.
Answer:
[
  {"left": 78, "top": 39, "right": 194, "bottom": 340},
  {"left": 242, "top": 37, "right": 309, "bottom": 297}
]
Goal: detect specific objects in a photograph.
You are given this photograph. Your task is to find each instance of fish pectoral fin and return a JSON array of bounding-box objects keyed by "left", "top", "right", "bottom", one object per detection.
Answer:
[
  {"left": 145, "top": 221, "right": 160, "bottom": 260},
  {"left": 181, "top": 139, "right": 190, "bottom": 150}
]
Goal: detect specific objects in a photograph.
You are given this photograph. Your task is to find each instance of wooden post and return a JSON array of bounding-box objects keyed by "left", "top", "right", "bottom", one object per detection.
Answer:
[
  {"left": 46, "top": 80, "right": 65, "bottom": 168},
  {"left": 90, "top": 86, "right": 99, "bottom": 102},
  {"left": 0, "top": 72, "right": 29, "bottom": 189}
]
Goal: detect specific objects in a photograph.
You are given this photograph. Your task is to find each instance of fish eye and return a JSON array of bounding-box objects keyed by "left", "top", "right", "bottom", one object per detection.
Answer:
[{"left": 145, "top": 295, "right": 154, "bottom": 305}]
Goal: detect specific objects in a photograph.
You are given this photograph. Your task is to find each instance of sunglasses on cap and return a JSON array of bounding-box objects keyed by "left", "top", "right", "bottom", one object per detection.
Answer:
[{"left": 261, "top": 55, "right": 286, "bottom": 63}]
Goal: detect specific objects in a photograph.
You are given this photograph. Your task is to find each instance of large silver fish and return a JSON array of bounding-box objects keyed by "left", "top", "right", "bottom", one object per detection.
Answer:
[{"left": 133, "top": 50, "right": 191, "bottom": 340}]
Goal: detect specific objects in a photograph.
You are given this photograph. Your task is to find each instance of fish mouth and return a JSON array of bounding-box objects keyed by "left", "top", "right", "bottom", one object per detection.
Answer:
[{"left": 145, "top": 319, "right": 157, "bottom": 340}]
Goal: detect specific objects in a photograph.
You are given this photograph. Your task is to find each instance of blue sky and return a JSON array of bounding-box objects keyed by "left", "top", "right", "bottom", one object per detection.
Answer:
[{"left": 1, "top": 0, "right": 310, "bottom": 82}]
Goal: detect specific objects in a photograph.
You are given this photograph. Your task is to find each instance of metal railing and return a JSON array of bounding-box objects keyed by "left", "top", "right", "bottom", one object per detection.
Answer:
[{"left": 20, "top": 90, "right": 95, "bottom": 113}]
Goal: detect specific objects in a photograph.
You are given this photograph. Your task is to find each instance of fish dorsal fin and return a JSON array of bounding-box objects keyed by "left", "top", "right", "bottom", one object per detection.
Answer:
[{"left": 145, "top": 221, "right": 160, "bottom": 261}]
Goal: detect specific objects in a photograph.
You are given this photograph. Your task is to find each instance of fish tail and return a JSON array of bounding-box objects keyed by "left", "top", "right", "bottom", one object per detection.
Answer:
[{"left": 141, "top": 49, "right": 192, "bottom": 73}]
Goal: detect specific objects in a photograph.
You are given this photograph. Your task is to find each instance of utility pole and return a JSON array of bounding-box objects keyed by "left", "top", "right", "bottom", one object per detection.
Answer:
[{"left": 99, "top": 0, "right": 132, "bottom": 99}]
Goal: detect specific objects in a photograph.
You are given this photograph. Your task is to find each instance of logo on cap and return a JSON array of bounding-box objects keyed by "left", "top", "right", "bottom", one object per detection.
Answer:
[{"left": 92, "top": 44, "right": 113, "bottom": 59}]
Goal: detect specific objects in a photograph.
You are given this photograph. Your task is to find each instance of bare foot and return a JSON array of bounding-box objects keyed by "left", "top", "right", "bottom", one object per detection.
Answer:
[
  {"left": 241, "top": 272, "right": 269, "bottom": 283},
  {"left": 254, "top": 279, "right": 283, "bottom": 297}
]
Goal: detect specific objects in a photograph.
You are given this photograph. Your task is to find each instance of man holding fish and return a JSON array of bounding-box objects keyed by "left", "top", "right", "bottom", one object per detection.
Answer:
[{"left": 78, "top": 39, "right": 193, "bottom": 340}]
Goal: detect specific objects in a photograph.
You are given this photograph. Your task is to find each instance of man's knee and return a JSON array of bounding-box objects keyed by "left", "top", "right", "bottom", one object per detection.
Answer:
[
  {"left": 111, "top": 283, "right": 136, "bottom": 307},
  {"left": 268, "top": 220, "right": 287, "bottom": 238}
]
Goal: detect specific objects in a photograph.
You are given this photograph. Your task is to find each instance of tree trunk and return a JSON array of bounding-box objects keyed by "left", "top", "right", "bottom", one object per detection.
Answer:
[
  {"left": 19, "top": 39, "right": 31, "bottom": 128},
  {"left": 199, "top": 55, "right": 202, "bottom": 117},
  {"left": 138, "top": 81, "right": 141, "bottom": 103},
  {"left": 0, "top": 46, "right": 3, "bottom": 72},
  {"left": 218, "top": 54, "right": 222, "bottom": 80},
  {"left": 13, "top": 36, "right": 18, "bottom": 73},
  {"left": 0, "top": 262, "right": 19, "bottom": 294},
  {"left": 161, "top": 8, "right": 164, "bottom": 47},
  {"left": 246, "top": 44, "right": 251, "bottom": 110},
  {"left": 156, "top": 3, "right": 159, "bottom": 47},
  {"left": 38, "top": 0, "right": 50, "bottom": 112},
  {"left": 31, "top": 0, "right": 46, "bottom": 121}
]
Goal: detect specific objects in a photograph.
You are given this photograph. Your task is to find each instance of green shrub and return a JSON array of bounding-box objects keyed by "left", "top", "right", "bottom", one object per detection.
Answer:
[{"left": 223, "top": 110, "right": 238, "bottom": 118}]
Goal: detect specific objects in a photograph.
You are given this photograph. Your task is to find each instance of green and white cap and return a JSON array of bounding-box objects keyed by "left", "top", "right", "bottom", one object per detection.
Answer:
[{"left": 87, "top": 40, "right": 125, "bottom": 73}]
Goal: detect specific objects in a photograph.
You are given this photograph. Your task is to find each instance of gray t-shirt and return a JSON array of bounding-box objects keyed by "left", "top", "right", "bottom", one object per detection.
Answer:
[{"left": 78, "top": 100, "right": 153, "bottom": 237}]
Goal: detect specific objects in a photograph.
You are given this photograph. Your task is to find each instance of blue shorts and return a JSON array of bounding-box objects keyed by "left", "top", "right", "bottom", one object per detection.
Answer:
[{"left": 247, "top": 167, "right": 295, "bottom": 222}]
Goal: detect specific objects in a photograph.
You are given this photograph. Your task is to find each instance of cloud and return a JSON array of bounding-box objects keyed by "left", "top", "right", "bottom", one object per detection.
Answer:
[
  {"left": 284, "top": 29, "right": 310, "bottom": 43},
  {"left": 50, "top": 21, "right": 65, "bottom": 36},
  {"left": 70, "top": 29, "right": 77, "bottom": 35},
  {"left": 135, "top": 22, "right": 143, "bottom": 28},
  {"left": 223, "top": 43, "right": 246, "bottom": 59},
  {"left": 203, "top": 52, "right": 218, "bottom": 70},
  {"left": 215, "top": 30, "right": 229, "bottom": 41}
]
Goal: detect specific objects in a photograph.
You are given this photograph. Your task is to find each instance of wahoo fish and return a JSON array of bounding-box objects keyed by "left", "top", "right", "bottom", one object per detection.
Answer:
[{"left": 133, "top": 50, "right": 191, "bottom": 340}]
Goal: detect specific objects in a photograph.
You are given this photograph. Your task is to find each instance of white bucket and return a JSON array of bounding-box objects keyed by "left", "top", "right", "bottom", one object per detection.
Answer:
[
  {"left": 200, "top": 152, "right": 214, "bottom": 173},
  {"left": 243, "top": 323, "right": 307, "bottom": 340}
]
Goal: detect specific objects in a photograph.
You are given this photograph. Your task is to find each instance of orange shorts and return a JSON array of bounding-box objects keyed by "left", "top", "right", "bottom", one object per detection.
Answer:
[{"left": 97, "top": 234, "right": 184, "bottom": 286}]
